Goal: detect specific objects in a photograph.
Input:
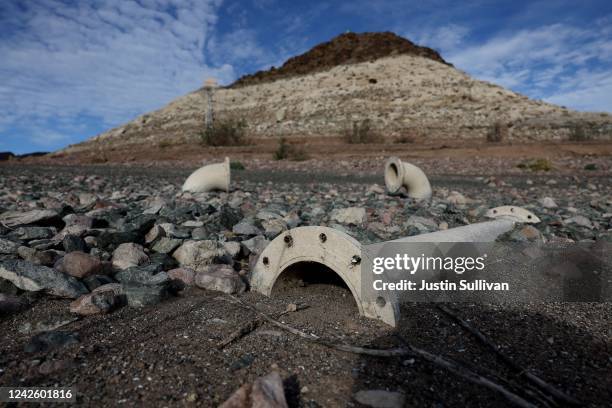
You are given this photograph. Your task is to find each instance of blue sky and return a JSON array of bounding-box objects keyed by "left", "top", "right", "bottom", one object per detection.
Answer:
[{"left": 1, "top": 0, "right": 611, "bottom": 154}]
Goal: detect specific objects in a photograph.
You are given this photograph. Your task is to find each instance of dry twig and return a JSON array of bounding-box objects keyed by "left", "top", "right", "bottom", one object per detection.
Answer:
[{"left": 437, "top": 305, "right": 581, "bottom": 406}]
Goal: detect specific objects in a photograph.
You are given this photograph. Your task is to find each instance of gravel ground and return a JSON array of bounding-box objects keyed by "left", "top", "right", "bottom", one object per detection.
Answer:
[{"left": 0, "top": 162, "right": 611, "bottom": 407}]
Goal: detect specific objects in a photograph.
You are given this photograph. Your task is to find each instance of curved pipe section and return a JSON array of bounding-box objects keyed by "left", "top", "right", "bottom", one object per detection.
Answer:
[
  {"left": 182, "top": 157, "right": 230, "bottom": 193},
  {"left": 384, "top": 157, "right": 432, "bottom": 200},
  {"left": 251, "top": 226, "right": 400, "bottom": 327}
]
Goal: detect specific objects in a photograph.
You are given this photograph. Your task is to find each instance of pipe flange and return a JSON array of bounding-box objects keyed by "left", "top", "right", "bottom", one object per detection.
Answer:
[{"left": 251, "top": 226, "right": 399, "bottom": 327}]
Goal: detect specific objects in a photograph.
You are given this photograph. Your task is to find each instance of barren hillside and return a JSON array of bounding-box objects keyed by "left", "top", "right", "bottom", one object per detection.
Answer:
[{"left": 61, "top": 32, "right": 612, "bottom": 155}]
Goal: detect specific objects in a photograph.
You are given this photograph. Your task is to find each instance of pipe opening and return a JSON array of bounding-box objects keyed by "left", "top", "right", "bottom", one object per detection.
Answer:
[
  {"left": 387, "top": 162, "right": 400, "bottom": 186},
  {"left": 271, "top": 261, "right": 358, "bottom": 311}
]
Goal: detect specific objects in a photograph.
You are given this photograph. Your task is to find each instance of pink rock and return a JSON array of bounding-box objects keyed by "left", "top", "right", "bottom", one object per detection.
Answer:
[
  {"left": 220, "top": 371, "right": 288, "bottom": 408},
  {"left": 70, "top": 285, "right": 122, "bottom": 315},
  {"left": 167, "top": 268, "right": 195, "bottom": 286},
  {"left": 195, "top": 264, "right": 245, "bottom": 294},
  {"left": 55, "top": 251, "right": 104, "bottom": 278}
]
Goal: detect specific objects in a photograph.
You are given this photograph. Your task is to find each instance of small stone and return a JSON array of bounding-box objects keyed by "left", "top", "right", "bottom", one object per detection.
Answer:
[
  {"left": 151, "top": 237, "right": 182, "bottom": 254},
  {"left": 223, "top": 241, "right": 241, "bottom": 258},
  {"left": 11, "top": 226, "right": 55, "bottom": 241},
  {"left": 112, "top": 243, "right": 149, "bottom": 270},
  {"left": 262, "top": 218, "right": 287, "bottom": 239},
  {"left": 538, "top": 197, "right": 557, "bottom": 208},
  {"left": 145, "top": 224, "right": 165, "bottom": 244},
  {"left": 115, "top": 264, "right": 166, "bottom": 285},
  {"left": 353, "top": 390, "right": 405, "bottom": 408},
  {"left": 232, "top": 219, "right": 262, "bottom": 236},
  {"left": 122, "top": 283, "right": 169, "bottom": 307},
  {"left": 191, "top": 227, "right": 209, "bottom": 240},
  {"left": 446, "top": 191, "right": 469, "bottom": 205},
  {"left": 330, "top": 207, "right": 367, "bottom": 225},
  {"left": 173, "top": 240, "right": 225, "bottom": 271},
  {"left": 564, "top": 215, "right": 593, "bottom": 229},
  {"left": 219, "top": 371, "right": 288, "bottom": 408},
  {"left": 241, "top": 236, "right": 269, "bottom": 256},
  {"left": 54, "top": 251, "right": 104, "bottom": 278},
  {"left": 62, "top": 234, "right": 87, "bottom": 252},
  {"left": 17, "top": 246, "right": 58, "bottom": 266},
  {"left": 195, "top": 264, "right": 245, "bottom": 294}
]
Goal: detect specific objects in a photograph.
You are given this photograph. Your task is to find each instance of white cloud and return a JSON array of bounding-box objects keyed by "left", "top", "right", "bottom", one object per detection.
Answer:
[
  {"left": 0, "top": 0, "right": 232, "bottom": 146},
  {"left": 438, "top": 23, "right": 612, "bottom": 111}
]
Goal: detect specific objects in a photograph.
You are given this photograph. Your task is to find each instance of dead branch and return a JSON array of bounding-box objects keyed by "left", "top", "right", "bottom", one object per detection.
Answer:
[
  {"left": 217, "top": 301, "right": 309, "bottom": 349},
  {"left": 227, "top": 295, "right": 537, "bottom": 408},
  {"left": 437, "top": 305, "right": 581, "bottom": 406}
]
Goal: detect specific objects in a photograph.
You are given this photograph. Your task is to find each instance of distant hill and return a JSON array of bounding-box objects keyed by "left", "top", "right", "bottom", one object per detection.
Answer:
[{"left": 61, "top": 31, "right": 612, "bottom": 155}]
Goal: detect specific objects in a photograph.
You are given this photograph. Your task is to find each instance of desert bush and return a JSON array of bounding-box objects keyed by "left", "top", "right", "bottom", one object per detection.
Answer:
[
  {"left": 230, "top": 160, "right": 245, "bottom": 170},
  {"left": 158, "top": 140, "right": 171, "bottom": 149},
  {"left": 487, "top": 121, "right": 508, "bottom": 142},
  {"left": 200, "top": 119, "right": 247, "bottom": 146},
  {"left": 394, "top": 135, "right": 415, "bottom": 144},
  {"left": 584, "top": 163, "right": 597, "bottom": 171},
  {"left": 273, "top": 137, "right": 309, "bottom": 161},
  {"left": 344, "top": 119, "right": 378, "bottom": 144},
  {"left": 517, "top": 158, "right": 553, "bottom": 172},
  {"left": 568, "top": 123, "right": 591, "bottom": 141}
]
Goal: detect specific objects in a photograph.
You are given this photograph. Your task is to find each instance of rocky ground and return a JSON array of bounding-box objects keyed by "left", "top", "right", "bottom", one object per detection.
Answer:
[{"left": 0, "top": 161, "right": 611, "bottom": 407}]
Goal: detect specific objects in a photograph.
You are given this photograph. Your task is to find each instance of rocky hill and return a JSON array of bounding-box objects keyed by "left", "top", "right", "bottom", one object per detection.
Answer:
[
  {"left": 61, "top": 32, "right": 612, "bottom": 155},
  {"left": 231, "top": 31, "right": 449, "bottom": 87}
]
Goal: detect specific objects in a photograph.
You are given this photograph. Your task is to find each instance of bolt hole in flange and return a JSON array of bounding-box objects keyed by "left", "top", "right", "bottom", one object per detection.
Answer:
[
  {"left": 284, "top": 234, "right": 293, "bottom": 247},
  {"left": 351, "top": 255, "right": 361, "bottom": 265},
  {"left": 319, "top": 233, "right": 327, "bottom": 243},
  {"left": 263, "top": 257, "right": 270, "bottom": 266},
  {"left": 376, "top": 296, "right": 386, "bottom": 308}
]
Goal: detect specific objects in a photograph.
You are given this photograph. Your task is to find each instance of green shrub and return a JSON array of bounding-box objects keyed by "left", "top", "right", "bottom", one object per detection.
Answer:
[
  {"left": 517, "top": 158, "right": 553, "bottom": 172},
  {"left": 344, "top": 119, "right": 378, "bottom": 144},
  {"left": 487, "top": 121, "right": 508, "bottom": 142},
  {"left": 230, "top": 160, "right": 245, "bottom": 170},
  {"left": 200, "top": 119, "right": 247, "bottom": 146},
  {"left": 158, "top": 140, "right": 171, "bottom": 149},
  {"left": 568, "top": 123, "right": 591, "bottom": 141},
  {"left": 394, "top": 135, "right": 415, "bottom": 144},
  {"left": 584, "top": 163, "right": 597, "bottom": 171},
  {"left": 273, "top": 137, "right": 309, "bottom": 161}
]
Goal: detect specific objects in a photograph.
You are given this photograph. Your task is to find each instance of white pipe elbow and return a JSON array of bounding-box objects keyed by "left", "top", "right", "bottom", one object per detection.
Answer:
[
  {"left": 182, "top": 157, "right": 231, "bottom": 193},
  {"left": 384, "top": 157, "right": 432, "bottom": 200}
]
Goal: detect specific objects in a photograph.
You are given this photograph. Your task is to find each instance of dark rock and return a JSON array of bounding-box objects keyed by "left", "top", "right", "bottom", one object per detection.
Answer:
[
  {"left": 62, "top": 234, "right": 88, "bottom": 252},
  {"left": 0, "top": 260, "right": 88, "bottom": 298},
  {"left": 83, "top": 274, "right": 116, "bottom": 291},
  {"left": 219, "top": 205, "right": 243, "bottom": 229},
  {"left": 9, "top": 226, "right": 56, "bottom": 241},
  {"left": 149, "top": 252, "right": 178, "bottom": 270},
  {"left": 0, "top": 238, "right": 19, "bottom": 255},
  {"left": 114, "top": 264, "right": 165, "bottom": 285},
  {"left": 17, "top": 246, "right": 58, "bottom": 266},
  {"left": 122, "top": 283, "right": 170, "bottom": 307}
]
